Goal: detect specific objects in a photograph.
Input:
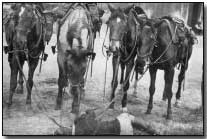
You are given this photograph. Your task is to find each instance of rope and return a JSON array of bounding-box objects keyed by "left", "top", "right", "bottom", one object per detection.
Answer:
[
  {"left": 150, "top": 25, "right": 178, "bottom": 66},
  {"left": 101, "top": 26, "right": 109, "bottom": 57},
  {"left": 103, "top": 55, "right": 109, "bottom": 102},
  {"left": 14, "top": 52, "right": 65, "bottom": 129},
  {"left": 182, "top": 44, "right": 189, "bottom": 91},
  {"left": 90, "top": 32, "right": 95, "bottom": 77},
  {"left": 112, "top": 55, "right": 120, "bottom": 92}
]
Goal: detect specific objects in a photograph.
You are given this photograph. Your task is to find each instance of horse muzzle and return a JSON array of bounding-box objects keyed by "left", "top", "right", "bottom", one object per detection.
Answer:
[
  {"left": 109, "top": 40, "right": 120, "bottom": 52},
  {"left": 16, "top": 35, "right": 27, "bottom": 49}
]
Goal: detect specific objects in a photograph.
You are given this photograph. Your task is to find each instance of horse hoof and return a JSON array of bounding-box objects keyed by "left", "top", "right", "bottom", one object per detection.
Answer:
[
  {"left": 166, "top": 115, "right": 173, "bottom": 120},
  {"left": 109, "top": 104, "right": 114, "bottom": 109},
  {"left": 174, "top": 100, "right": 181, "bottom": 107},
  {"left": 25, "top": 104, "right": 33, "bottom": 110},
  {"left": 132, "top": 92, "right": 138, "bottom": 97},
  {"left": 145, "top": 110, "right": 151, "bottom": 114},
  {"left": 7, "top": 101, "right": 12, "bottom": 108},
  {"left": 55, "top": 105, "right": 61, "bottom": 110},
  {"left": 16, "top": 87, "right": 23, "bottom": 94},
  {"left": 162, "top": 97, "right": 167, "bottom": 101},
  {"left": 122, "top": 107, "right": 128, "bottom": 113},
  {"left": 26, "top": 100, "right": 31, "bottom": 105}
]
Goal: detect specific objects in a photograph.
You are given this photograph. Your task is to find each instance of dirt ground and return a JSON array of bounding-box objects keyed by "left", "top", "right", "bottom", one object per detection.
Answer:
[{"left": 2, "top": 24, "right": 204, "bottom": 135}]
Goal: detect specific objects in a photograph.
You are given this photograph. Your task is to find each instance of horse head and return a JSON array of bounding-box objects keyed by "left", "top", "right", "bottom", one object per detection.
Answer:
[
  {"left": 86, "top": 3, "right": 104, "bottom": 33},
  {"left": 128, "top": 8, "right": 157, "bottom": 72},
  {"left": 14, "top": 4, "right": 38, "bottom": 49},
  {"left": 137, "top": 18, "right": 157, "bottom": 70},
  {"left": 14, "top": 3, "right": 57, "bottom": 50},
  {"left": 107, "top": 4, "right": 128, "bottom": 53}
]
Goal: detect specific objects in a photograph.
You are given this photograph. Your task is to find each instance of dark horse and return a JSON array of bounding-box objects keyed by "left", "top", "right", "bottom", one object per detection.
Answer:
[
  {"left": 138, "top": 16, "right": 197, "bottom": 119},
  {"left": 107, "top": 5, "right": 154, "bottom": 112},
  {"left": 4, "top": 3, "right": 52, "bottom": 106},
  {"left": 55, "top": 4, "right": 97, "bottom": 118}
]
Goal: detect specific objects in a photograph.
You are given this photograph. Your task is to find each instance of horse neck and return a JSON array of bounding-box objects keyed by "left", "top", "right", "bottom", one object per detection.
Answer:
[
  {"left": 126, "top": 14, "right": 138, "bottom": 47},
  {"left": 27, "top": 20, "right": 43, "bottom": 50},
  {"left": 154, "top": 22, "right": 177, "bottom": 58}
]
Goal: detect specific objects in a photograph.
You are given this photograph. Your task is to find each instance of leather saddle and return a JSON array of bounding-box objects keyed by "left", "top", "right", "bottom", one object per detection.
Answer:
[{"left": 161, "top": 16, "right": 186, "bottom": 45}]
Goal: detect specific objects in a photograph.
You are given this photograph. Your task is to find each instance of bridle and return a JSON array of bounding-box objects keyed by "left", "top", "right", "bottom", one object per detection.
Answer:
[{"left": 108, "top": 12, "right": 128, "bottom": 50}]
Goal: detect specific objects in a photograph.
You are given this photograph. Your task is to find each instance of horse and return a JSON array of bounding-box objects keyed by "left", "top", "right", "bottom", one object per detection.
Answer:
[
  {"left": 106, "top": 5, "right": 152, "bottom": 112},
  {"left": 137, "top": 16, "right": 197, "bottom": 119},
  {"left": 55, "top": 3, "right": 97, "bottom": 118},
  {"left": 4, "top": 3, "right": 54, "bottom": 106}
]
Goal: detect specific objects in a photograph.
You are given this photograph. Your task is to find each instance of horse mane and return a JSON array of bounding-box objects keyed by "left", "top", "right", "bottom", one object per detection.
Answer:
[{"left": 133, "top": 6, "right": 146, "bottom": 15}]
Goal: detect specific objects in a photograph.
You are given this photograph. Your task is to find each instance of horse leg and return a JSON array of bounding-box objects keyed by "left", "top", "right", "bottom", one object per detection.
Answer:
[
  {"left": 119, "top": 63, "right": 125, "bottom": 91},
  {"left": 16, "top": 61, "right": 25, "bottom": 94},
  {"left": 80, "top": 80, "right": 85, "bottom": 100},
  {"left": 175, "top": 64, "right": 185, "bottom": 107},
  {"left": 109, "top": 54, "right": 119, "bottom": 109},
  {"left": 201, "top": 68, "right": 203, "bottom": 107},
  {"left": 121, "top": 60, "right": 134, "bottom": 112},
  {"left": 8, "top": 59, "right": 19, "bottom": 106},
  {"left": 55, "top": 69, "right": 67, "bottom": 110},
  {"left": 71, "top": 87, "right": 81, "bottom": 115},
  {"left": 164, "top": 68, "right": 174, "bottom": 120},
  {"left": 26, "top": 59, "right": 39, "bottom": 105},
  {"left": 146, "top": 67, "right": 157, "bottom": 114},
  {"left": 133, "top": 71, "right": 138, "bottom": 96}
]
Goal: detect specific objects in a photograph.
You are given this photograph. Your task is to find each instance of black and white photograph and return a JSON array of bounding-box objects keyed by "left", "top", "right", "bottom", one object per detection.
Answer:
[{"left": 2, "top": 2, "right": 204, "bottom": 135}]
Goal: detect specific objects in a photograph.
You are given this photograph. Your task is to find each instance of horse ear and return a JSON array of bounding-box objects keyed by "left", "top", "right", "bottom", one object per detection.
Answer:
[{"left": 108, "top": 4, "right": 115, "bottom": 13}]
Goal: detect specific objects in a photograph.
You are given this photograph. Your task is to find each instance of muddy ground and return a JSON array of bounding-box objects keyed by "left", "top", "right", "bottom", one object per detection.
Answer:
[{"left": 2, "top": 24, "right": 204, "bottom": 135}]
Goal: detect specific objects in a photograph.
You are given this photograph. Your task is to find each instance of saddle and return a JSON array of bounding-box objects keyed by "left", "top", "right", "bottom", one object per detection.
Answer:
[
  {"left": 35, "top": 6, "right": 54, "bottom": 44},
  {"left": 161, "top": 16, "right": 196, "bottom": 63},
  {"left": 161, "top": 16, "right": 187, "bottom": 45}
]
